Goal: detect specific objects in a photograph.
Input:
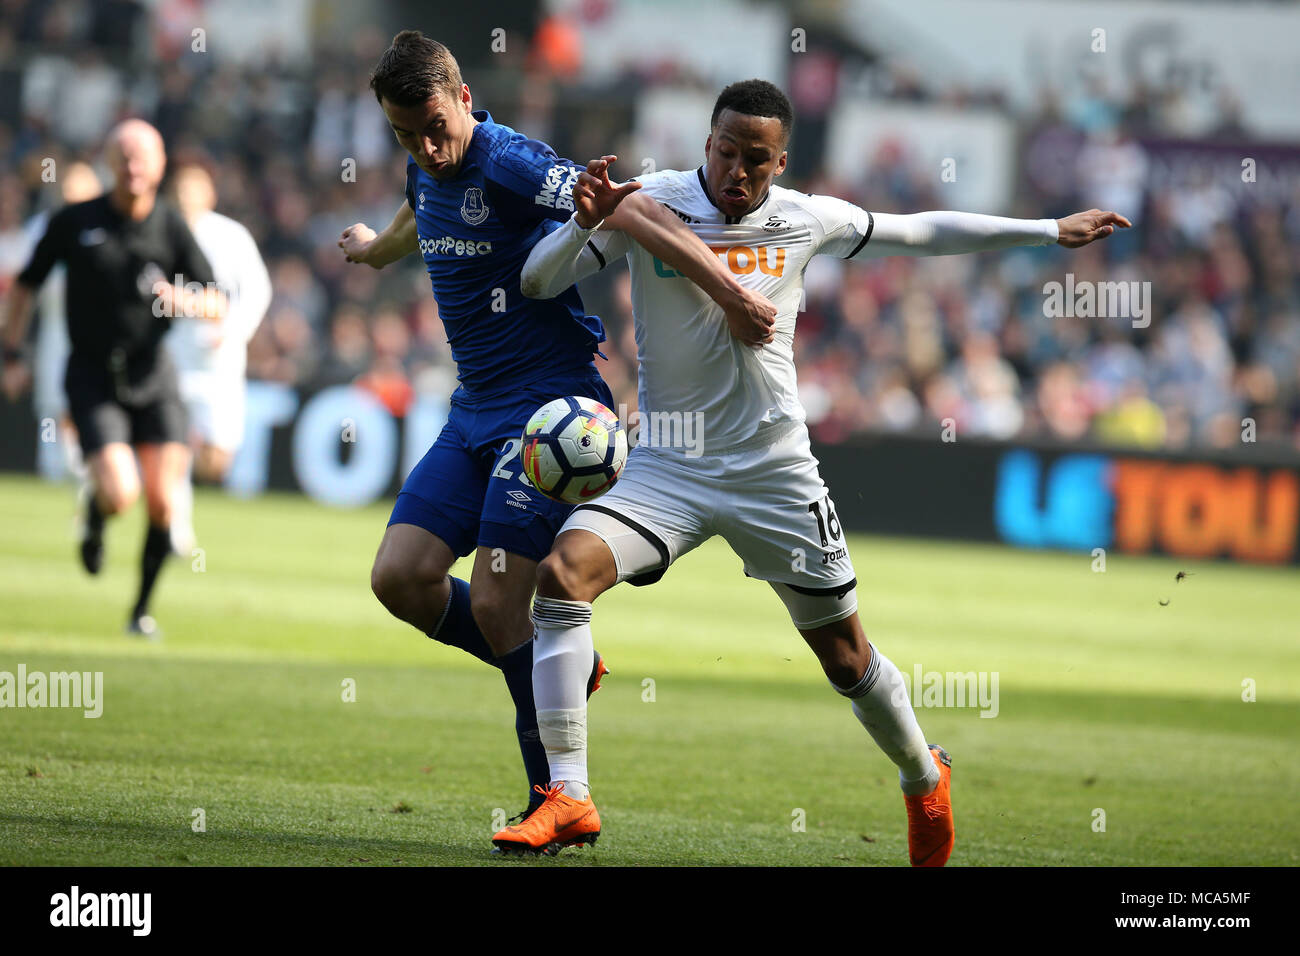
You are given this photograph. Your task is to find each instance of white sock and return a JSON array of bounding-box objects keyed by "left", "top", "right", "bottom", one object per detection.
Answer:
[
  {"left": 834, "top": 643, "right": 939, "bottom": 796},
  {"left": 532, "top": 597, "right": 594, "bottom": 795},
  {"left": 557, "top": 779, "right": 589, "bottom": 801}
]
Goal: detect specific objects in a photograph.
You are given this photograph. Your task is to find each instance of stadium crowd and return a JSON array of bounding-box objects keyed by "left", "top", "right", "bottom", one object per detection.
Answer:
[{"left": 2, "top": 0, "right": 1298, "bottom": 453}]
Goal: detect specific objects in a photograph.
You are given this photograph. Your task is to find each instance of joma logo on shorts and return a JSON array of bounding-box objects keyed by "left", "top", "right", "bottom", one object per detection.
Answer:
[{"left": 653, "top": 245, "right": 786, "bottom": 279}]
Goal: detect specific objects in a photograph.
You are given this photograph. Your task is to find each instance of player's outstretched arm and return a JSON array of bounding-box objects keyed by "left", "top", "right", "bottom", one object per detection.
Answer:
[
  {"left": 338, "top": 202, "right": 418, "bottom": 270},
  {"left": 857, "top": 208, "right": 1130, "bottom": 259}
]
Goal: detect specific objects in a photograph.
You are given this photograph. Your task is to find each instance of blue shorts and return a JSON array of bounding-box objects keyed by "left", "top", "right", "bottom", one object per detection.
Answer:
[{"left": 389, "top": 368, "right": 615, "bottom": 563}]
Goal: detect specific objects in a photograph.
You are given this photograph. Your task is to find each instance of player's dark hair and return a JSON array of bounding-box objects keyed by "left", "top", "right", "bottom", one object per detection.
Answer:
[
  {"left": 369, "top": 30, "right": 463, "bottom": 107},
  {"left": 710, "top": 79, "right": 794, "bottom": 142}
]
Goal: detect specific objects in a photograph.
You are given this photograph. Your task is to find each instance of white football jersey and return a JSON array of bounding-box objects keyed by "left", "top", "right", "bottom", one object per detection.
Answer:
[
  {"left": 582, "top": 168, "right": 879, "bottom": 453},
  {"left": 166, "top": 210, "right": 272, "bottom": 381}
]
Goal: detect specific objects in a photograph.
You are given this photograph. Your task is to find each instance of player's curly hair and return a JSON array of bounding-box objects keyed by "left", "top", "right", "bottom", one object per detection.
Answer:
[
  {"left": 369, "top": 30, "right": 463, "bottom": 107},
  {"left": 710, "top": 79, "right": 794, "bottom": 142}
]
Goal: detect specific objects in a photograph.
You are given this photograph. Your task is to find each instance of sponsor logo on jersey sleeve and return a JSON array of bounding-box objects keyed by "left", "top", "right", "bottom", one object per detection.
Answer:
[{"left": 534, "top": 164, "right": 581, "bottom": 211}]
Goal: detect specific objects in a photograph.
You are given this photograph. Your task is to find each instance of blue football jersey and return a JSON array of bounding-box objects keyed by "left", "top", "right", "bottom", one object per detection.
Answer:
[{"left": 405, "top": 110, "right": 606, "bottom": 400}]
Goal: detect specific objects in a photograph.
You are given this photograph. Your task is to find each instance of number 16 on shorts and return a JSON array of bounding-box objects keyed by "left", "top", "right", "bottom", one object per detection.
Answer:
[
  {"left": 808, "top": 495, "right": 842, "bottom": 548},
  {"left": 809, "top": 495, "right": 848, "bottom": 566}
]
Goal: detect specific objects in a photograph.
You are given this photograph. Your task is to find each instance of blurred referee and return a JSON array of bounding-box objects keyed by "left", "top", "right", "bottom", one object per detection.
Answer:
[{"left": 1, "top": 120, "right": 225, "bottom": 638}]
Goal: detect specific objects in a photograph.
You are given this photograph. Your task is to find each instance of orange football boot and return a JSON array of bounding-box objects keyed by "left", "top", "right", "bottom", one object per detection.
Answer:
[
  {"left": 588, "top": 651, "right": 610, "bottom": 697},
  {"left": 492, "top": 783, "right": 601, "bottom": 856},
  {"left": 904, "top": 744, "right": 954, "bottom": 867}
]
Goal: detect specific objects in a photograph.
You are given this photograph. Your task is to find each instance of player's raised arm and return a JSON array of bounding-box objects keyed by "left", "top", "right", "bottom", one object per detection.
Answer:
[
  {"left": 557, "top": 156, "right": 776, "bottom": 347},
  {"left": 339, "top": 202, "right": 418, "bottom": 269},
  {"left": 850, "top": 207, "right": 1131, "bottom": 259}
]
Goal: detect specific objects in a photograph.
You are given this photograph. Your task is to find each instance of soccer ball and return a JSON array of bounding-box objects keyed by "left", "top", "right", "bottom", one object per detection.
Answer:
[{"left": 521, "top": 396, "right": 627, "bottom": 504}]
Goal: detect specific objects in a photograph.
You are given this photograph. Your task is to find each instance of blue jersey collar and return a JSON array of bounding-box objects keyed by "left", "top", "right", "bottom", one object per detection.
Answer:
[{"left": 457, "top": 110, "right": 496, "bottom": 176}]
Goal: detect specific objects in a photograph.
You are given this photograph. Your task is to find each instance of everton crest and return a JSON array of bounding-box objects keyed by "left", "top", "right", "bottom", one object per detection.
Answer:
[{"left": 461, "top": 186, "right": 489, "bottom": 225}]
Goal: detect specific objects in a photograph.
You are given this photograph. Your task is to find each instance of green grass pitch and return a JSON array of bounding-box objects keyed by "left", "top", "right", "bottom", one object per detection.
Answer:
[{"left": 0, "top": 472, "right": 1296, "bottom": 866}]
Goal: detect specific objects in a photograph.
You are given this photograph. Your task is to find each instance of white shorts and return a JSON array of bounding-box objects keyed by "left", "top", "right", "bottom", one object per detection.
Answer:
[
  {"left": 562, "top": 420, "right": 856, "bottom": 593},
  {"left": 178, "top": 373, "right": 246, "bottom": 452}
]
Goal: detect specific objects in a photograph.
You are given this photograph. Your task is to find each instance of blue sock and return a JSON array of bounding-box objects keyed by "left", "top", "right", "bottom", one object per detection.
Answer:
[
  {"left": 426, "top": 576, "right": 496, "bottom": 666},
  {"left": 496, "top": 638, "right": 552, "bottom": 804},
  {"left": 426, "top": 578, "right": 549, "bottom": 804}
]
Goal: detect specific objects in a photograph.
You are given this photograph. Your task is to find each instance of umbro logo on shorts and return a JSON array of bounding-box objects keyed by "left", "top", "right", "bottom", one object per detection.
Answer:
[{"left": 505, "top": 489, "right": 532, "bottom": 510}]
